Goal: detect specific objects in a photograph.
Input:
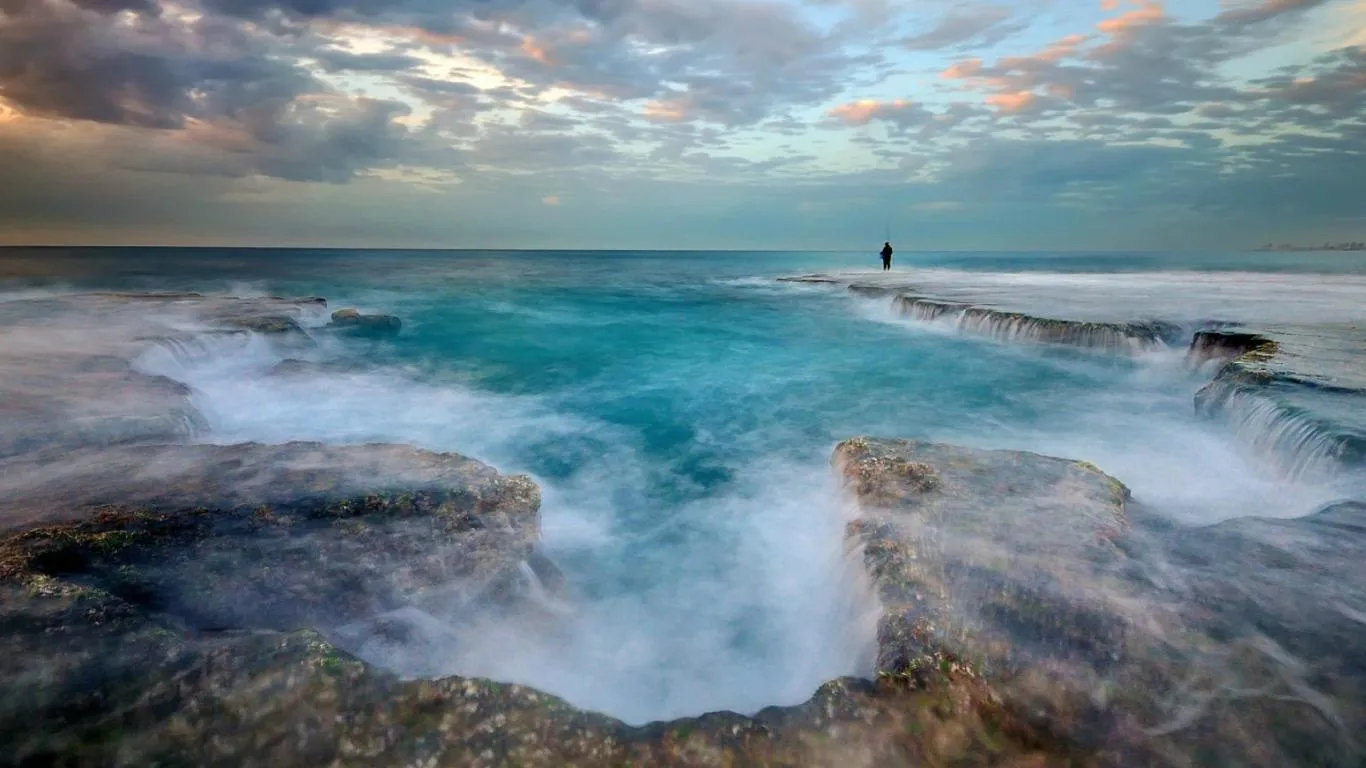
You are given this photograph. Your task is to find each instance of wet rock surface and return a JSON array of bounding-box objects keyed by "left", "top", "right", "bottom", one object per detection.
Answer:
[
  {"left": 0, "top": 440, "right": 1087, "bottom": 768},
  {"left": 0, "top": 353, "right": 205, "bottom": 459},
  {"left": 5, "top": 287, "right": 1363, "bottom": 766},
  {"left": 780, "top": 272, "right": 1366, "bottom": 477},
  {"left": 835, "top": 437, "right": 1366, "bottom": 767},
  {"left": 0, "top": 292, "right": 336, "bottom": 459},
  {"left": 326, "top": 307, "right": 403, "bottom": 337},
  {"left": 889, "top": 295, "right": 1183, "bottom": 353},
  {"left": 3, "top": 430, "right": 1364, "bottom": 766},
  {"left": 0, "top": 289, "right": 1079, "bottom": 767},
  {"left": 1192, "top": 326, "right": 1366, "bottom": 475},
  {"left": 783, "top": 274, "right": 1188, "bottom": 354}
]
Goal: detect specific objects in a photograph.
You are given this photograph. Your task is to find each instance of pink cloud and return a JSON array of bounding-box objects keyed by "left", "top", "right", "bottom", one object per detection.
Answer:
[
  {"left": 521, "top": 36, "right": 552, "bottom": 65},
  {"left": 985, "top": 90, "right": 1038, "bottom": 113},
  {"left": 1037, "top": 34, "right": 1089, "bottom": 61},
  {"left": 642, "top": 99, "right": 689, "bottom": 123},
  {"left": 941, "top": 58, "right": 985, "bottom": 79},
  {"left": 1097, "top": 0, "right": 1164, "bottom": 35},
  {"left": 825, "top": 98, "right": 917, "bottom": 126}
]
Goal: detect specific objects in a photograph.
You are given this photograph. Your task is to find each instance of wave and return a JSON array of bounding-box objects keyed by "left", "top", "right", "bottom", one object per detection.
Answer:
[{"left": 128, "top": 314, "right": 877, "bottom": 725}]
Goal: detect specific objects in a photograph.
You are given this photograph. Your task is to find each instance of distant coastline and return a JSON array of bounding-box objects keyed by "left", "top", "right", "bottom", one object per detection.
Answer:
[{"left": 1255, "top": 241, "right": 1365, "bottom": 252}]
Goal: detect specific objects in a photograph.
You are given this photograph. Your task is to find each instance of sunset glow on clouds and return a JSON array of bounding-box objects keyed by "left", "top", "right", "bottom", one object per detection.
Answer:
[{"left": 0, "top": 0, "right": 1362, "bottom": 249}]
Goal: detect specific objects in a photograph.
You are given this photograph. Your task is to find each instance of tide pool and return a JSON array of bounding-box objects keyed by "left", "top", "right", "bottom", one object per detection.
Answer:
[{"left": 3, "top": 247, "right": 1362, "bottom": 724}]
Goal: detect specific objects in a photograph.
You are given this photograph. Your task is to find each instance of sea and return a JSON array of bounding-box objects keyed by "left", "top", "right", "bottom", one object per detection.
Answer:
[{"left": 3, "top": 246, "right": 1365, "bottom": 726}]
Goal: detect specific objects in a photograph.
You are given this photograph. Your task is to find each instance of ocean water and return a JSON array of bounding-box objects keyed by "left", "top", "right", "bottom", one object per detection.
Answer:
[{"left": 3, "top": 247, "right": 1365, "bottom": 726}]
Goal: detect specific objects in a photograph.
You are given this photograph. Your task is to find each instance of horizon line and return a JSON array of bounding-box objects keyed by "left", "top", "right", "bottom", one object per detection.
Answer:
[{"left": 0, "top": 244, "right": 1293, "bottom": 254}]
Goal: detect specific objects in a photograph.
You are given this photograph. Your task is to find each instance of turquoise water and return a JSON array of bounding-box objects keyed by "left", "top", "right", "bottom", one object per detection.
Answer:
[{"left": 3, "top": 247, "right": 1364, "bottom": 724}]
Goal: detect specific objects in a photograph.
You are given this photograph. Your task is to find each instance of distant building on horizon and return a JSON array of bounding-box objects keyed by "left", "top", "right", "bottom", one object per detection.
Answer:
[{"left": 1255, "top": 240, "right": 1366, "bottom": 252}]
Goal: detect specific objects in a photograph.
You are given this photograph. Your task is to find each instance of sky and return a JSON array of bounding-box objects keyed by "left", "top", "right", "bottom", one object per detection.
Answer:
[{"left": 0, "top": 0, "right": 1363, "bottom": 250}]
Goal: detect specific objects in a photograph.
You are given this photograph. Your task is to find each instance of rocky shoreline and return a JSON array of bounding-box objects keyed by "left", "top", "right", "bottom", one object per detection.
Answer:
[
  {"left": 780, "top": 274, "right": 1366, "bottom": 477},
  {"left": 2, "top": 291, "right": 1364, "bottom": 766}
]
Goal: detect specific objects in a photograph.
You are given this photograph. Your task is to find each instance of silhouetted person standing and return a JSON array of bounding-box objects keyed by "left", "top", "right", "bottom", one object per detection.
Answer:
[{"left": 880, "top": 241, "right": 893, "bottom": 271}]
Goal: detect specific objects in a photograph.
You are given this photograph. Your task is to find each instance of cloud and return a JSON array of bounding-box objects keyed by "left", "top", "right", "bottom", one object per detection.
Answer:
[
  {"left": 911, "top": 200, "right": 964, "bottom": 212},
  {"left": 0, "top": 0, "right": 1363, "bottom": 248},
  {"left": 985, "top": 90, "right": 1039, "bottom": 114},
  {"left": 313, "top": 49, "right": 424, "bottom": 73},
  {"left": 1096, "top": 0, "right": 1164, "bottom": 36},
  {"left": 1214, "top": 0, "right": 1333, "bottom": 27},
  {"left": 1246, "top": 46, "right": 1366, "bottom": 117},
  {"left": 825, "top": 98, "right": 931, "bottom": 128},
  {"left": 902, "top": 4, "right": 1027, "bottom": 51},
  {"left": 0, "top": 0, "right": 304, "bottom": 130}
]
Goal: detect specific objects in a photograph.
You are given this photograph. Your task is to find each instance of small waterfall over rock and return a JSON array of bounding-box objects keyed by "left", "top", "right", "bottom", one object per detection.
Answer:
[
  {"left": 889, "top": 295, "right": 1173, "bottom": 354},
  {"left": 1196, "top": 380, "right": 1356, "bottom": 481}
]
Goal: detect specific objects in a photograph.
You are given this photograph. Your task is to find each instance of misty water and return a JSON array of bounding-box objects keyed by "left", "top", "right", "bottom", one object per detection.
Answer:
[{"left": 3, "top": 247, "right": 1364, "bottom": 726}]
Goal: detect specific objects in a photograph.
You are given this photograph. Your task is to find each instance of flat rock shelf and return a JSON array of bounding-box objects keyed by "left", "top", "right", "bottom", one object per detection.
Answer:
[
  {"left": 781, "top": 272, "right": 1366, "bottom": 478},
  {"left": 3, "top": 291, "right": 1363, "bottom": 767}
]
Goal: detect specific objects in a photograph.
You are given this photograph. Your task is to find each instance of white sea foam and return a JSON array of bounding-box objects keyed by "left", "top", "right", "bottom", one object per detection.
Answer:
[
  {"left": 129, "top": 326, "right": 877, "bottom": 724},
  {"left": 2, "top": 273, "right": 1362, "bottom": 736},
  {"left": 819, "top": 267, "right": 1366, "bottom": 326}
]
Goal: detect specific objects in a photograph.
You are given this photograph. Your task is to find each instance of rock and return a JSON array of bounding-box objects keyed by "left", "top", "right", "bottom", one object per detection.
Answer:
[
  {"left": 0, "top": 440, "right": 1087, "bottom": 767},
  {"left": 775, "top": 275, "right": 842, "bottom": 284},
  {"left": 834, "top": 437, "right": 1366, "bottom": 767},
  {"left": 0, "top": 353, "right": 206, "bottom": 459},
  {"left": 834, "top": 438, "right": 1148, "bottom": 753},
  {"left": 784, "top": 275, "right": 1186, "bottom": 354},
  {"left": 267, "top": 359, "right": 372, "bottom": 378},
  {"left": 219, "top": 314, "right": 308, "bottom": 336},
  {"left": 327, "top": 308, "right": 402, "bottom": 338},
  {"left": 1150, "top": 500, "right": 1366, "bottom": 767},
  {"left": 849, "top": 284, "right": 903, "bottom": 298},
  {"left": 1185, "top": 329, "right": 1276, "bottom": 369},
  {"left": 0, "top": 292, "right": 337, "bottom": 460},
  {"left": 1192, "top": 326, "right": 1366, "bottom": 475},
  {"left": 12, "top": 434, "right": 1359, "bottom": 765}
]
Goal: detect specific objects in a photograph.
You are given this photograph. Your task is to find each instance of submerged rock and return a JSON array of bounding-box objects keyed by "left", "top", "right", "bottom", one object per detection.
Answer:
[
  {"left": 267, "top": 358, "right": 374, "bottom": 378},
  {"left": 219, "top": 314, "right": 308, "bottom": 336},
  {"left": 327, "top": 308, "right": 403, "bottom": 338}
]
